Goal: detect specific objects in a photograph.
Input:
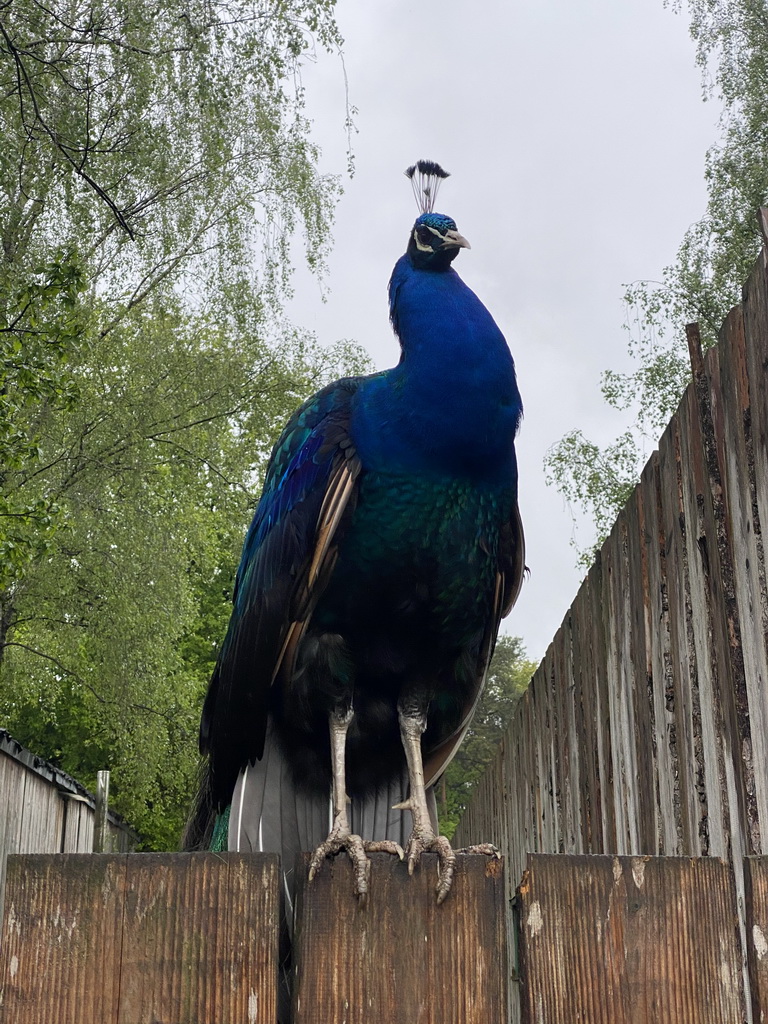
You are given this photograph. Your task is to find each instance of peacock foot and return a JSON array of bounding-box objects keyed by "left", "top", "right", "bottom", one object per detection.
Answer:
[
  {"left": 403, "top": 827, "right": 457, "bottom": 904},
  {"left": 308, "top": 825, "right": 404, "bottom": 902}
]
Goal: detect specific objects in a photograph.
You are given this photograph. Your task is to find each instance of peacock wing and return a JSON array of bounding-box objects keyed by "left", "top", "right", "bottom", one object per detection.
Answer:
[{"left": 200, "top": 376, "right": 368, "bottom": 809}]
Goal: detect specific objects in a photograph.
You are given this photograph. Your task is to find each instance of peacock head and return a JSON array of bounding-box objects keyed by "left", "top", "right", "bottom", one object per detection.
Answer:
[
  {"left": 404, "top": 161, "right": 470, "bottom": 271},
  {"left": 407, "top": 211, "right": 470, "bottom": 271}
]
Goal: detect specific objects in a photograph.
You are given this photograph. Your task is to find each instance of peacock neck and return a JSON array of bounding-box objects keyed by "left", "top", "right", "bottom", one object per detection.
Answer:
[{"left": 350, "top": 256, "right": 522, "bottom": 486}]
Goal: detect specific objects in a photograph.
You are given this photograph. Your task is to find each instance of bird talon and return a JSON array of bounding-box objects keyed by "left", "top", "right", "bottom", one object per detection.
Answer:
[
  {"left": 353, "top": 856, "right": 370, "bottom": 900},
  {"left": 403, "top": 830, "right": 458, "bottom": 901},
  {"left": 309, "top": 830, "right": 404, "bottom": 897},
  {"left": 365, "top": 840, "right": 405, "bottom": 861}
]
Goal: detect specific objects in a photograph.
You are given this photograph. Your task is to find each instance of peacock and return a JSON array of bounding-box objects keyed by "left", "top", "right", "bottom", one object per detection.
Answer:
[{"left": 185, "top": 160, "right": 525, "bottom": 920}]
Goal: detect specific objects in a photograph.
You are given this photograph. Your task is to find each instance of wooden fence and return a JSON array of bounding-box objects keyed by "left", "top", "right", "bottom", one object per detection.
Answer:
[
  {"left": 3, "top": 850, "right": 768, "bottom": 1023},
  {"left": 0, "top": 730, "right": 136, "bottom": 858},
  {"left": 0, "top": 852, "right": 507, "bottom": 1024},
  {"left": 5, "top": 238, "right": 768, "bottom": 1024},
  {"left": 455, "top": 229, "right": 768, "bottom": 1018},
  {"left": 0, "top": 729, "right": 137, "bottom": 931}
]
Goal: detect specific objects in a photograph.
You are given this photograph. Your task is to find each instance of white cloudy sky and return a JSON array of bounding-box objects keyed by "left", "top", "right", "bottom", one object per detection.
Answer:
[{"left": 287, "top": 0, "right": 719, "bottom": 660}]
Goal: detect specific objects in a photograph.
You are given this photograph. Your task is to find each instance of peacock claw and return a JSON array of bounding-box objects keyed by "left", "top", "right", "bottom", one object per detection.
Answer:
[
  {"left": 308, "top": 828, "right": 403, "bottom": 899},
  {"left": 404, "top": 829, "right": 457, "bottom": 904},
  {"left": 456, "top": 842, "right": 501, "bottom": 859},
  {"left": 366, "top": 839, "right": 406, "bottom": 860}
]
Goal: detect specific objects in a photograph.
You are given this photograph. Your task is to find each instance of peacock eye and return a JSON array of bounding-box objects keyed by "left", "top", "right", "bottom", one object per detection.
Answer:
[{"left": 417, "top": 227, "right": 434, "bottom": 245}]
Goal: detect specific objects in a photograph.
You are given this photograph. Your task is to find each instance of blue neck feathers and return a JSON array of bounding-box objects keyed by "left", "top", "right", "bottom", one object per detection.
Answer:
[{"left": 351, "top": 254, "right": 522, "bottom": 486}]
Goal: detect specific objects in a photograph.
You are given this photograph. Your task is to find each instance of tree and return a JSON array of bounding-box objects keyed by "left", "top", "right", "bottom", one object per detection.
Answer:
[
  {"left": 439, "top": 636, "right": 537, "bottom": 838},
  {"left": 545, "top": 0, "right": 768, "bottom": 565},
  {"left": 0, "top": 0, "right": 344, "bottom": 603},
  {"left": 0, "top": 0, "right": 370, "bottom": 847},
  {"left": 0, "top": 255, "right": 86, "bottom": 590}
]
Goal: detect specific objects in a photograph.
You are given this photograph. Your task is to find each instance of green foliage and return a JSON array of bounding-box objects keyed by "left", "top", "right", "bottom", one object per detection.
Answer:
[
  {"left": 0, "top": 0, "right": 342, "bottom": 276},
  {"left": 438, "top": 636, "right": 537, "bottom": 838},
  {"left": 0, "top": 257, "right": 86, "bottom": 586},
  {"left": 545, "top": 0, "right": 768, "bottom": 563},
  {"left": 0, "top": 0, "right": 345, "bottom": 592},
  {"left": 0, "top": 0, "right": 368, "bottom": 849}
]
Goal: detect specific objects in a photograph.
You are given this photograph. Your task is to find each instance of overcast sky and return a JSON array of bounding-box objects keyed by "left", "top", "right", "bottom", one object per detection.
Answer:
[{"left": 288, "top": 0, "right": 720, "bottom": 660}]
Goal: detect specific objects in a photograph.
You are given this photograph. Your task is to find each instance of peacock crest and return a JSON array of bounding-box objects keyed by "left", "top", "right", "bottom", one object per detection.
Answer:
[{"left": 405, "top": 160, "right": 450, "bottom": 214}]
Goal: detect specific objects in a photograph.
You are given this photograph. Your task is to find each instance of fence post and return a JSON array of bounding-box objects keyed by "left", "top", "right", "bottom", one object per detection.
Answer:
[
  {"left": 0, "top": 853, "right": 280, "bottom": 1024},
  {"left": 517, "top": 854, "right": 746, "bottom": 1023},
  {"left": 292, "top": 852, "right": 508, "bottom": 1023},
  {"left": 92, "top": 770, "right": 109, "bottom": 853}
]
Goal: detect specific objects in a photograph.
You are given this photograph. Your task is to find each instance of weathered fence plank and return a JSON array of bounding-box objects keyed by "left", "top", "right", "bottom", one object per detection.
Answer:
[
  {"left": 292, "top": 852, "right": 507, "bottom": 1024},
  {"left": 517, "top": 854, "right": 745, "bottom": 1024},
  {"left": 119, "top": 853, "right": 279, "bottom": 1023},
  {"left": 744, "top": 857, "right": 768, "bottom": 1021},
  {"left": 0, "top": 853, "right": 279, "bottom": 1024},
  {"left": 0, "top": 855, "right": 126, "bottom": 1024}
]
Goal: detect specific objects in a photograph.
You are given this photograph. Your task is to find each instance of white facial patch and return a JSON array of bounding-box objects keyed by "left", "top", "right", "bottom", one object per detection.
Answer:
[{"left": 412, "top": 224, "right": 445, "bottom": 252}]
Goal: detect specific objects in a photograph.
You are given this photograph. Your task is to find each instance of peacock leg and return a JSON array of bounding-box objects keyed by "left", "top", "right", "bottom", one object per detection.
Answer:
[
  {"left": 394, "top": 695, "right": 457, "bottom": 904},
  {"left": 308, "top": 703, "right": 403, "bottom": 900}
]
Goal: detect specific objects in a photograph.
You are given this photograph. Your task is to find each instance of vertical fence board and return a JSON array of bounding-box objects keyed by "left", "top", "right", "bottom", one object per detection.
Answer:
[
  {"left": 15, "top": 774, "right": 65, "bottom": 855},
  {"left": 641, "top": 453, "right": 680, "bottom": 853},
  {"left": 292, "top": 852, "right": 506, "bottom": 1024},
  {"left": 0, "top": 853, "right": 279, "bottom": 1024},
  {"left": 0, "top": 854, "right": 126, "bottom": 1024},
  {"left": 117, "top": 853, "right": 278, "bottom": 1024},
  {"left": 658, "top": 417, "right": 703, "bottom": 854},
  {"left": 592, "top": 552, "right": 617, "bottom": 855},
  {"left": 696, "top": 328, "right": 755, "bottom": 861},
  {"left": 744, "top": 857, "right": 768, "bottom": 1022},
  {"left": 549, "top": 629, "right": 566, "bottom": 852},
  {"left": 571, "top": 573, "right": 600, "bottom": 853},
  {"left": 626, "top": 488, "right": 658, "bottom": 853},
  {"left": 0, "top": 757, "right": 26, "bottom": 934},
  {"left": 61, "top": 800, "right": 93, "bottom": 853},
  {"left": 563, "top": 617, "right": 584, "bottom": 853},
  {"left": 678, "top": 386, "right": 732, "bottom": 860},
  {"left": 518, "top": 854, "right": 745, "bottom": 1024}
]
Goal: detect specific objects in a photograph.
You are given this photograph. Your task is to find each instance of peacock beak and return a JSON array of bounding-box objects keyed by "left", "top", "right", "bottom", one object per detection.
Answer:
[{"left": 442, "top": 229, "right": 471, "bottom": 250}]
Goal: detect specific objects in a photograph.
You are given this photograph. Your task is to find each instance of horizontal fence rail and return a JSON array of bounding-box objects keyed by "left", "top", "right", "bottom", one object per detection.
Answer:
[{"left": 6, "top": 851, "right": 768, "bottom": 1022}]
